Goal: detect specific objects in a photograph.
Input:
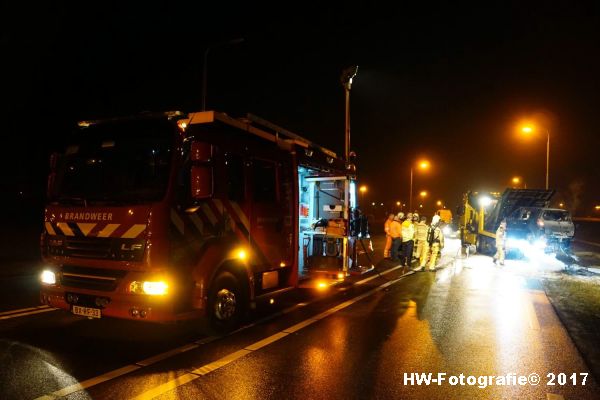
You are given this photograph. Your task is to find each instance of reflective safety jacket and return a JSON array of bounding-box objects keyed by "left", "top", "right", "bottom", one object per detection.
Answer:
[
  {"left": 401, "top": 220, "right": 415, "bottom": 242},
  {"left": 415, "top": 222, "right": 428, "bottom": 241},
  {"left": 496, "top": 225, "right": 506, "bottom": 248},
  {"left": 384, "top": 218, "right": 393, "bottom": 236},
  {"left": 389, "top": 220, "right": 403, "bottom": 239},
  {"left": 428, "top": 224, "right": 445, "bottom": 248}
]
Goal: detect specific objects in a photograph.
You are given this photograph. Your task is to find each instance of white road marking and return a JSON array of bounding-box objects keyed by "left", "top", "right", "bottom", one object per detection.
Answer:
[
  {"left": 0, "top": 305, "right": 50, "bottom": 317},
  {"left": 353, "top": 263, "right": 406, "bottom": 286},
  {"left": 31, "top": 258, "right": 422, "bottom": 400},
  {"left": 190, "top": 349, "right": 251, "bottom": 376},
  {"left": 34, "top": 365, "right": 141, "bottom": 400},
  {"left": 135, "top": 344, "right": 200, "bottom": 367},
  {"left": 131, "top": 274, "right": 402, "bottom": 400},
  {"left": 574, "top": 239, "right": 600, "bottom": 248},
  {"left": 0, "top": 307, "right": 57, "bottom": 320}
]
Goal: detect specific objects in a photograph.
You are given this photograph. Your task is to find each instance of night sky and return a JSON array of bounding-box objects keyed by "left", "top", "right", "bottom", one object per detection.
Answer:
[{"left": 2, "top": 1, "right": 599, "bottom": 217}]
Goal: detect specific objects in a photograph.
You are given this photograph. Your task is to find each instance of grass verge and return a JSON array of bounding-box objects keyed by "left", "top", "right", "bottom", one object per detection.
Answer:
[{"left": 543, "top": 276, "right": 600, "bottom": 382}]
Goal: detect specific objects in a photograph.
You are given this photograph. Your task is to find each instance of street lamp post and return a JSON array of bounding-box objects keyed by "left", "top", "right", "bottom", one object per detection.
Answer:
[
  {"left": 409, "top": 160, "right": 430, "bottom": 211},
  {"left": 521, "top": 125, "right": 550, "bottom": 190},
  {"left": 545, "top": 129, "right": 550, "bottom": 190},
  {"left": 341, "top": 66, "right": 358, "bottom": 161},
  {"left": 359, "top": 185, "right": 367, "bottom": 207},
  {"left": 409, "top": 167, "right": 414, "bottom": 212},
  {"left": 202, "top": 38, "right": 244, "bottom": 111}
]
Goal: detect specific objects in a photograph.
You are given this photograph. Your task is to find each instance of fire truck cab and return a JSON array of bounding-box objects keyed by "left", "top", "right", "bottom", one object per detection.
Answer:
[{"left": 40, "top": 111, "right": 364, "bottom": 329}]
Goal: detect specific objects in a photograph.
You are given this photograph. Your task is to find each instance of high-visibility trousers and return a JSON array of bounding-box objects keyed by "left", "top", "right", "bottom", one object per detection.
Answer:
[
  {"left": 384, "top": 235, "right": 392, "bottom": 258},
  {"left": 494, "top": 246, "right": 505, "bottom": 264},
  {"left": 414, "top": 239, "right": 425, "bottom": 260},
  {"left": 419, "top": 242, "right": 430, "bottom": 267},
  {"left": 428, "top": 242, "right": 441, "bottom": 269}
]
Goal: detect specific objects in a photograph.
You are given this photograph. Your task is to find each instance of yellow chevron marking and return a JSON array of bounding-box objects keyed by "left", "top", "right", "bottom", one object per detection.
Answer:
[
  {"left": 77, "top": 223, "right": 96, "bottom": 237},
  {"left": 121, "top": 224, "right": 147, "bottom": 239},
  {"left": 201, "top": 203, "right": 218, "bottom": 226},
  {"left": 189, "top": 213, "right": 204, "bottom": 234},
  {"left": 170, "top": 209, "right": 184, "bottom": 235},
  {"left": 45, "top": 222, "right": 56, "bottom": 236},
  {"left": 212, "top": 199, "right": 224, "bottom": 213},
  {"left": 212, "top": 199, "right": 234, "bottom": 232},
  {"left": 97, "top": 224, "right": 120, "bottom": 238},
  {"left": 56, "top": 222, "right": 75, "bottom": 237},
  {"left": 230, "top": 201, "right": 250, "bottom": 232}
]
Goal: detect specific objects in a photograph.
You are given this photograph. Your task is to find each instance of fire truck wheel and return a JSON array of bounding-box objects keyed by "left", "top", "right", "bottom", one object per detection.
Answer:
[{"left": 208, "top": 270, "right": 247, "bottom": 331}]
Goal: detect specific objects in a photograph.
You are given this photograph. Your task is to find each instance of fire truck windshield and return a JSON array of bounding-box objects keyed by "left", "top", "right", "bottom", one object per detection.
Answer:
[{"left": 51, "top": 119, "right": 174, "bottom": 205}]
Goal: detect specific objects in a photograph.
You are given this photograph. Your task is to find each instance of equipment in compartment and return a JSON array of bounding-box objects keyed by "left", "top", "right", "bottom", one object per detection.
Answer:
[{"left": 297, "top": 167, "right": 356, "bottom": 276}]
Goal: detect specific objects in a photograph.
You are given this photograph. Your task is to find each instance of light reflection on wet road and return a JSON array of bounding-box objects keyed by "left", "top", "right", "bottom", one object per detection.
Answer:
[{"left": 1, "top": 239, "right": 599, "bottom": 399}]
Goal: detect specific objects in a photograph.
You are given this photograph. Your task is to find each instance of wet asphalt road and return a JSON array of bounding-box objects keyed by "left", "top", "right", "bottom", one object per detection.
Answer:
[{"left": 1, "top": 239, "right": 599, "bottom": 399}]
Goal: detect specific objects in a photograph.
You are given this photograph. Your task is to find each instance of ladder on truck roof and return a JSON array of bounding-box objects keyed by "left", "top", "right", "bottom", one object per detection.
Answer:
[{"left": 184, "top": 111, "right": 340, "bottom": 160}]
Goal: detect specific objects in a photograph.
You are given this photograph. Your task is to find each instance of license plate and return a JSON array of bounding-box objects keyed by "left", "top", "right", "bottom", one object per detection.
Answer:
[{"left": 72, "top": 305, "right": 101, "bottom": 319}]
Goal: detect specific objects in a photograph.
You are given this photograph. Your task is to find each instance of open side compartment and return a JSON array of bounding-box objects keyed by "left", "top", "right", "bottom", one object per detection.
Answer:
[{"left": 297, "top": 167, "right": 359, "bottom": 281}]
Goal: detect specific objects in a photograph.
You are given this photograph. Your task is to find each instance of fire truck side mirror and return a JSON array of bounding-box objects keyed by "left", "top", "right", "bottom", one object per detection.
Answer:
[{"left": 190, "top": 142, "right": 214, "bottom": 199}]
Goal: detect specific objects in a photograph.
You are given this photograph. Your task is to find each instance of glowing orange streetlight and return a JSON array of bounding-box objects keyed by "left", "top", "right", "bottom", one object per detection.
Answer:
[
  {"left": 410, "top": 160, "right": 430, "bottom": 210},
  {"left": 359, "top": 185, "right": 367, "bottom": 194},
  {"left": 521, "top": 126, "right": 533, "bottom": 134},
  {"left": 396, "top": 201, "right": 401, "bottom": 207},
  {"left": 419, "top": 191, "right": 428, "bottom": 198},
  {"left": 436, "top": 200, "right": 442, "bottom": 207}
]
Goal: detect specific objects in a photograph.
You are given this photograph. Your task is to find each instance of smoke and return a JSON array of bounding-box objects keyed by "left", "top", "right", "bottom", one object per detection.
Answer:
[{"left": 566, "top": 180, "right": 584, "bottom": 215}]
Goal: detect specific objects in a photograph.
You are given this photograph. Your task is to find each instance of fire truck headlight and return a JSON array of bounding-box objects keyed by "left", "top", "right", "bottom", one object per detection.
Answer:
[
  {"left": 479, "top": 196, "right": 492, "bottom": 207},
  {"left": 316, "top": 280, "right": 329, "bottom": 290},
  {"left": 130, "top": 281, "right": 169, "bottom": 295},
  {"left": 40, "top": 270, "right": 56, "bottom": 285}
]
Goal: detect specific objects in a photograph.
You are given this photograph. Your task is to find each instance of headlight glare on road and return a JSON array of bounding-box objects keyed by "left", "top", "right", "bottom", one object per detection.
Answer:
[
  {"left": 40, "top": 270, "right": 56, "bottom": 285},
  {"left": 506, "top": 238, "right": 527, "bottom": 251},
  {"left": 534, "top": 237, "right": 547, "bottom": 249},
  {"left": 130, "top": 280, "right": 169, "bottom": 295}
]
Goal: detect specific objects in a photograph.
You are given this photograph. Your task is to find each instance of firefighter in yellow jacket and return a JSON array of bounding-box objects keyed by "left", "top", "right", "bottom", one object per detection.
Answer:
[
  {"left": 493, "top": 219, "right": 506, "bottom": 266},
  {"left": 424, "top": 214, "right": 445, "bottom": 271},
  {"left": 401, "top": 213, "right": 415, "bottom": 267},
  {"left": 414, "top": 215, "right": 428, "bottom": 264}
]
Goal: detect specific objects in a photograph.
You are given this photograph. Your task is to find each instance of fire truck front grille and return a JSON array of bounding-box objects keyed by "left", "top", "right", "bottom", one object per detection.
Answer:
[
  {"left": 48, "top": 236, "right": 145, "bottom": 262},
  {"left": 61, "top": 265, "right": 127, "bottom": 292},
  {"left": 64, "top": 237, "right": 113, "bottom": 259}
]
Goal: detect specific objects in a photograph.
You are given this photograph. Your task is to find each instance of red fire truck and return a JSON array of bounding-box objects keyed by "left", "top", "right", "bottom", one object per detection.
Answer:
[{"left": 40, "top": 110, "right": 365, "bottom": 328}]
